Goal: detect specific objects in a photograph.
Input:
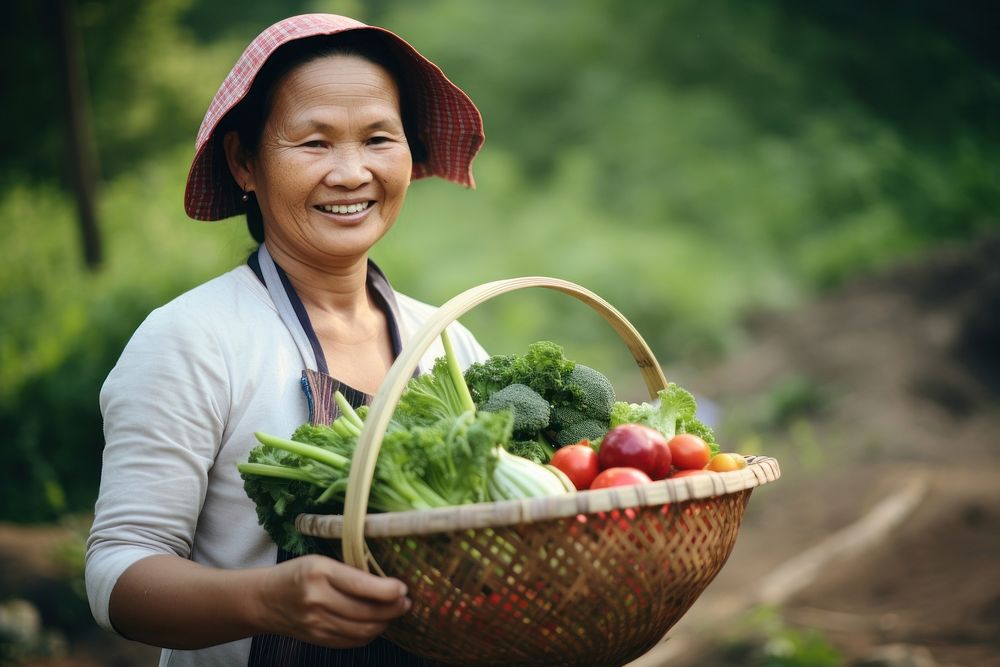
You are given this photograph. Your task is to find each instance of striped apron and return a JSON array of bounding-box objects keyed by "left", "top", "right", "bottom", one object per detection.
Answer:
[{"left": 246, "top": 245, "right": 434, "bottom": 667}]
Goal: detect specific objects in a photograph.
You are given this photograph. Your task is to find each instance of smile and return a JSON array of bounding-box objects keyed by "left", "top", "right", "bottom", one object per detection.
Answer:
[{"left": 316, "top": 201, "right": 371, "bottom": 214}]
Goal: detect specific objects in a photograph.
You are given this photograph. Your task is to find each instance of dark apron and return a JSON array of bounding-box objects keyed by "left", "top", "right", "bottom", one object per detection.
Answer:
[{"left": 246, "top": 245, "right": 433, "bottom": 667}]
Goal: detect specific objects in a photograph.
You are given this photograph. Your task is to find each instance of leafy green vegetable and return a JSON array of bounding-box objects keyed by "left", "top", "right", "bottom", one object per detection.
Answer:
[
  {"left": 608, "top": 382, "right": 719, "bottom": 455},
  {"left": 393, "top": 334, "right": 476, "bottom": 427},
  {"left": 239, "top": 331, "right": 507, "bottom": 554}
]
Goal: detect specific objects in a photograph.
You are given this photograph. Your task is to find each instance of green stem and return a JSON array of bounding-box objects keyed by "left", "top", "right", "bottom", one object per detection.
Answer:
[
  {"left": 237, "top": 462, "right": 320, "bottom": 483},
  {"left": 441, "top": 329, "right": 476, "bottom": 414},
  {"left": 316, "top": 478, "right": 349, "bottom": 504},
  {"left": 254, "top": 432, "right": 350, "bottom": 470},
  {"left": 333, "top": 391, "right": 365, "bottom": 430}
]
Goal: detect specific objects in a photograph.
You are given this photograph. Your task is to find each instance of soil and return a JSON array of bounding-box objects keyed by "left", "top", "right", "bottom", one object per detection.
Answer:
[
  {"left": 638, "top": 233, "right": 1000, "bottom": 667},
  {"left": 2, "top": 235, "right": 998, "bottom": 666}
]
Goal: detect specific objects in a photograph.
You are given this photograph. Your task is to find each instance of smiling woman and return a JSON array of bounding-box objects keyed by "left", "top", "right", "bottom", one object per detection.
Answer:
[
  {"left": 85, "top": 13, "right": 486, "bottom": 667},
  {"left": 226, "top": 54, "right": 413, "bottom": 272}
]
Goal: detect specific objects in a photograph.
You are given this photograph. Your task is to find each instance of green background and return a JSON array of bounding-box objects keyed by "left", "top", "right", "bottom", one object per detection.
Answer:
[{"left": 1, "top": 0, "right": 997, "bottom": 522}]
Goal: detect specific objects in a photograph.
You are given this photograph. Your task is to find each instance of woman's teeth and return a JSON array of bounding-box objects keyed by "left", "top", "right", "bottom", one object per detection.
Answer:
[{"left": 318, "top": 202, "right": 370, "bottom": 214}]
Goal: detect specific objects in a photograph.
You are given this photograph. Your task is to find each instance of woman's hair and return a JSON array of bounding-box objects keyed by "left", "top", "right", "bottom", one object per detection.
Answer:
[{"left": 221, "top": 31, "right": 426, "bottom": 243}]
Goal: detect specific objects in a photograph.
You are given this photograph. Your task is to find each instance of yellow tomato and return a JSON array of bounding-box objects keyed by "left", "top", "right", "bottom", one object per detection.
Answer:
[{"left": 706, "top": 452, "right": 748, "bottom": 472}]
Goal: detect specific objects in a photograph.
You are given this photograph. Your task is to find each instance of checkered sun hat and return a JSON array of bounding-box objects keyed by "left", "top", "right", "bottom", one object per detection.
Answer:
[{"left": 184, "top": 13, "right": 485, "bottom": 221}]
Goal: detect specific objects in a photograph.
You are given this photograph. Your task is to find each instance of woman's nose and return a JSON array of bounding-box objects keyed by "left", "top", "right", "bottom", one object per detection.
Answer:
[{"left": 322, "top": 145, "right": 372, "bottom": 189}]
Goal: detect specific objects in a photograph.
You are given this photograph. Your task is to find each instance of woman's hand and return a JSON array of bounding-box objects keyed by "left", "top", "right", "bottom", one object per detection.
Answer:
[
  {"left": 254, "top": 554, "right": 411, "bottom": 648},
  {"left": 108, "top": 553, "right": 410, "bottom": 650}
]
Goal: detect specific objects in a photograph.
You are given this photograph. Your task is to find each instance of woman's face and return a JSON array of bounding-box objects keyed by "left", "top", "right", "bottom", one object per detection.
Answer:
[{"left": 245, "top": 54, "right": 412, "bottom": 264}]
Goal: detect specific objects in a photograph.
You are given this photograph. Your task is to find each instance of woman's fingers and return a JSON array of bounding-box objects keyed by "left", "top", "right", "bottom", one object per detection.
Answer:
[
  {"left": 318, "top": 556, "right": 409, "bottom": 604},
  {"left": 255, "top": 554, "right": 412, "bottom": 647}
]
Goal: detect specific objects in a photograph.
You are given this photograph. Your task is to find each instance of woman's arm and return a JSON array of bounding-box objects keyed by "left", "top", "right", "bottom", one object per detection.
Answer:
[{"left": 110, "top": 553, "right": 411, "bottom": 649}]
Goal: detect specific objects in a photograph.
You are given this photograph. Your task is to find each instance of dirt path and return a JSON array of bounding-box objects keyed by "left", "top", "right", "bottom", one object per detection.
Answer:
[{"left": 631, "top": 235, "right": 1000, "bottom": 666}]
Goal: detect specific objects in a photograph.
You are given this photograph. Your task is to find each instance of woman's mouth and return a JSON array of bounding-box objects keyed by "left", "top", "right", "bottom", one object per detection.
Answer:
[{"left": 316, "top": 201, "right": 372, "bottom": 215}]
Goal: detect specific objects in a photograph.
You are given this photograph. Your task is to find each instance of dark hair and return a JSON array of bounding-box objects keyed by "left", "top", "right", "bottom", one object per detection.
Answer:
[{"left": 221, "top": 31, "right": 426, "bottom": 243}]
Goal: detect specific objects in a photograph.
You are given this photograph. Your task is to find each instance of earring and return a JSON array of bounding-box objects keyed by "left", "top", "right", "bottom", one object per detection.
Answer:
[{"left": 241, "top": 186, "right": 250, "bottom": 203}]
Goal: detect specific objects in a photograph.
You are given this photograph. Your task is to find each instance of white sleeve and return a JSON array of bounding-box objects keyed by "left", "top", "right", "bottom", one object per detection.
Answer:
[{"left": 85, "top": 301, "right": 229, "bottom": 633}]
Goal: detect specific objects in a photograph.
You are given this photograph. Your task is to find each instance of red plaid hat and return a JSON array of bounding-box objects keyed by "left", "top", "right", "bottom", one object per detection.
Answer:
[{"left": 184, "top": 13, "right": 485, "bottom": 221}]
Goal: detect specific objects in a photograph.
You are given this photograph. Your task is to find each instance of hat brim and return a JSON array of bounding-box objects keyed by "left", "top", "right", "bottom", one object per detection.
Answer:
[{"left": 184, "top": 14, "right": 484, "bottom": 221}]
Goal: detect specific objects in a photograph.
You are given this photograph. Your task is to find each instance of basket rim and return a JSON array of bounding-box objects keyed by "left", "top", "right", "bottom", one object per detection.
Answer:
[{"left": 297, "top": 454, "right": 780, "bottom": 539}]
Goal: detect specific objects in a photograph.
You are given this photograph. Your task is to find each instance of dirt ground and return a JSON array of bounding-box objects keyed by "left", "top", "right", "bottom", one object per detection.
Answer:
[
  {"left": 638, "top": 234, "right": 1000, "bottom": 667},
  {"left": 2, "top": 235, "right": 998, "bottom": 666}
]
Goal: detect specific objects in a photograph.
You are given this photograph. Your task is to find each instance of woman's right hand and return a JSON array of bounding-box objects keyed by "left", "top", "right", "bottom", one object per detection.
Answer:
[{"left": 254, "top": 554, "right": 412, "bottom": 648}]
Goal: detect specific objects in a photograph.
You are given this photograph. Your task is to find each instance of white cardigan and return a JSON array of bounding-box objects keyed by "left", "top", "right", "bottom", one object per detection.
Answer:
[{"left": 86, "top": 264, "right": 487, "bottom": 666}]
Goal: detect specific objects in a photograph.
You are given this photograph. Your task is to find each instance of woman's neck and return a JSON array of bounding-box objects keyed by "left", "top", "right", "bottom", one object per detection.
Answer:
[{"left": 263, "top": 242, "right": 374, "bottom": 328}]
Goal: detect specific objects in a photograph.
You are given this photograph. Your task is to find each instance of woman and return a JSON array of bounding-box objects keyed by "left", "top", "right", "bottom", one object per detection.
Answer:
[{"left": 86, "top": 14, "right": 487, "bottom": 666}]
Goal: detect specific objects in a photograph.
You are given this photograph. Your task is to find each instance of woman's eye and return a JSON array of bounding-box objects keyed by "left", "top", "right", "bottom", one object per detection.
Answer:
[
  {"left": 367, "top": 136, "right": 391, "bottom": 146},
  {"left": 301, "top": 140, "right": 325, "bottom": 148}
]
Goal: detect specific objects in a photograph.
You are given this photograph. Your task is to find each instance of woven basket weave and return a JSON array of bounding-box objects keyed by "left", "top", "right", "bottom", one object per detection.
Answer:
[{"left": 297, "top": 277, "right": 780, "bottom": 666}]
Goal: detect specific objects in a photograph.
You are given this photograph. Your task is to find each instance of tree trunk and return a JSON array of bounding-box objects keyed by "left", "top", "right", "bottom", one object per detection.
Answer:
[{"left": 53, "top": 0, "right": 102, "bottom": 270}]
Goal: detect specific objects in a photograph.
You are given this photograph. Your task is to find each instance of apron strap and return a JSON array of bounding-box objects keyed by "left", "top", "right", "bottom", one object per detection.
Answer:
[{"left": 257, "top": 244, "right": 321, "bottom": 372}]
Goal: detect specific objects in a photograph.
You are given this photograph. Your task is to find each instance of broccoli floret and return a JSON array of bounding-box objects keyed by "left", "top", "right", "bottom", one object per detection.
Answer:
[
  {"left": 464, "top": 354, "right": 518, "bottom": 404},
  {"left": 481, "top": 383, "right": 551, "bottom": 437},
  {"left": 554, "top": 419, "right": 608, "bottom": 447},
  {"left": 513, "top": 341, "right": 579, "bottom": 407},
  {"left": 551, "top": 405, "right": 608, "bottom": 446},
  {"left": 466, "top": 341, "right": 581, "bottom": 409},
  {"left": 550, "top": 405, "right": 585, "bottom": 430},
  {"left": 567, "top": 364, "right": 615, "bottom": 421},
  {"left": 504, "top": 438, "right": 553, "bottom": 464},
  {"left": 467, "top": 342, "right": 616, "bottom": 450}
]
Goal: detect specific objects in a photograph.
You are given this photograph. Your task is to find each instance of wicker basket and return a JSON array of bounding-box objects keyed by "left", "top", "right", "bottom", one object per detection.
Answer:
[{"left": 297, "top": 277, "right": 780, "bottom": 666}]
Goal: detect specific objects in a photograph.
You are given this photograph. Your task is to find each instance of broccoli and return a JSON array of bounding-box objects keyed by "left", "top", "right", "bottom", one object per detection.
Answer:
[
  {"left": 463, "top": 353, "right": 518, "bottom": 403},
  {"left": 480, "top": 383, "right": 551, "bottom": 437},
  {"left": 554, "top": 419, "right": 608, "bottom": 447},
  {"left": 504, "top": 438, "right": 553, "bottom": 464},
  {"left": 465, "top": 341, "right": 578, "bottom": 408},
  {"left": 609, "top": 382, "right": 719, "bottom": 456},
  {"left": 515, "top": 341, "right": 580, "bottom": 407},
  {"left": 466, "top": 342, "right": 618, "bottom": 451},
  {"left": 566, "top": 364, "right": 615, "bottom": 422},
  {"left": 550, "top": 405, "right": 608, "bottom": 446}
]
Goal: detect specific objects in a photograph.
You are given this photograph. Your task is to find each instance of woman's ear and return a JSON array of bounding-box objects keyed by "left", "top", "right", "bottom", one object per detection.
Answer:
[{"left": 222, "top": 131, "right": 255, "bottom": 194}]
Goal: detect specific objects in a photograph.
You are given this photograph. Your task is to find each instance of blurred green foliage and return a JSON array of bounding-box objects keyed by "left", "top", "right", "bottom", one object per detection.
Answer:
[
  {"left": 1, "top": 0, "right": 997, "bottom": 520},
  {"left": 715, "top": 606, "right": 842, "bottom": 667}
]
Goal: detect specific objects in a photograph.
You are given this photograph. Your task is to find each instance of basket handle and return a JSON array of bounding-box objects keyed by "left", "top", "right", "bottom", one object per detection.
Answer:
[{"left": 341, "top": 276, "right": 669, "bottom": 571}]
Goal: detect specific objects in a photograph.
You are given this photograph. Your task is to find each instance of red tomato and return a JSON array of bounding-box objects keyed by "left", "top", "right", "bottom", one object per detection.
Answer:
[
  {"left": 598, "top": 424, "right": 671, "bottom": 479},
  {"left": 589, "top": 467, "right": 653, "bottom": 490},
  {"left": 550, "top": 444, "right": 600, "bottom": 490},
  {"left": 667, "top": 434, "right": 712, "bottom": 471}
]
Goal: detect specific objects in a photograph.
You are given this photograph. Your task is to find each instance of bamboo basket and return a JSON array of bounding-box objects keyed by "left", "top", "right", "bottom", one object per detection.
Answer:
[{"left": 297, "top": 277, "right": 780, "bottom": 666}]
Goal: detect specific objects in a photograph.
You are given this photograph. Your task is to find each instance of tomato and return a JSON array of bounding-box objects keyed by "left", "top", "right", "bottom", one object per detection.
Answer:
[
  {"left": 670, "top": 469, "right": 716, "bottom": 478},
  {"left": 550, "top": 444, "right": 600, "bottom": 490},
  {"left": 667, "top": 434, "right": 712, "bottom": 471},
  {"left": 589, "top": 467, "right": 652, "bottom": 490},
  {"left": 706, "top": 452, "right": 748, "bottom": 472},
  {"left": 598, "top": 424, "right": 671, "bottom": 479}
]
